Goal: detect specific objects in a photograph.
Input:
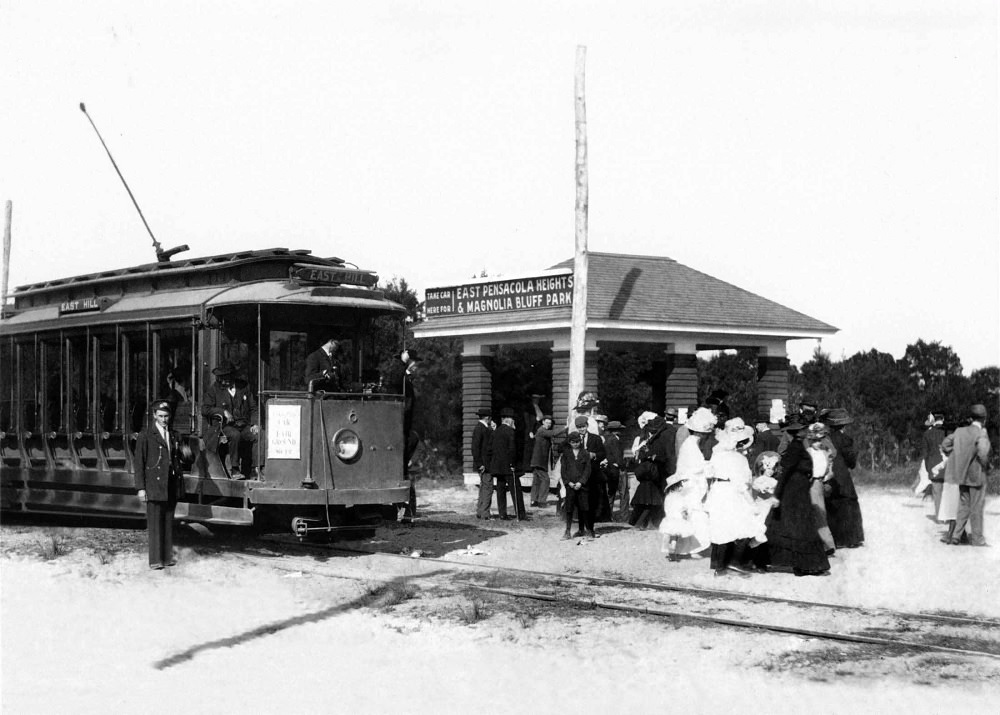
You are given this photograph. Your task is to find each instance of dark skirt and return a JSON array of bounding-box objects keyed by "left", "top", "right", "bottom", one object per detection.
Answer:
[
  {"left": 826, "top": 494, "right": 865, "bottom": 548},
  {"left": 766, "top": 474, "right": 830, "bottom": 574},
  {"left": 631, "top": 480, "right": 663, "bottom": 507}
]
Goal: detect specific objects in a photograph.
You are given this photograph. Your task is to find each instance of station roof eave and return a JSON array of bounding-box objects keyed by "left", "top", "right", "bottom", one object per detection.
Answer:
[
  {"left": 413, "top": 251, "right": 838, "bottom": 344},
  {"left": 412, "top": 314, "right": 835, "bottom": 341}
]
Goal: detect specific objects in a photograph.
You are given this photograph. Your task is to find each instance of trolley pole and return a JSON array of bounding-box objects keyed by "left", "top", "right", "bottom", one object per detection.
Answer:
[
  {"left": 1, "top": 200, "right": 11, "bottom": 317},
  {"left": 569, "top": 46, "right": 589, "bottom": 418}
]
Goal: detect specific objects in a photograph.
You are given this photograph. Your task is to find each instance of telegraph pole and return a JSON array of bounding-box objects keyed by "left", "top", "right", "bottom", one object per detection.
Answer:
[{"left": 569, "top": 46, "right": 589, "bottom": 417}]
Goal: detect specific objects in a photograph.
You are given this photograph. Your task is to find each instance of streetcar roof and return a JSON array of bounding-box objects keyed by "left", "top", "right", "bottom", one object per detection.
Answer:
[{"left": 1, "top": 247, "right": 406, "bottom": 334}]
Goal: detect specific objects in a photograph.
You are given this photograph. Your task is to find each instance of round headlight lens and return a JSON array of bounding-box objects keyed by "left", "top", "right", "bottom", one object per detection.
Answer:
[{"left": 333, "top": 429, "right": 362, "bottom": 462}]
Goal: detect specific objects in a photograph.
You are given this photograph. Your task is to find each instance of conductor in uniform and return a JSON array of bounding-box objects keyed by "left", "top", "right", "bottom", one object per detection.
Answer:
[{"left": 135, "top": 400, "right": 182, "bottom": 570}]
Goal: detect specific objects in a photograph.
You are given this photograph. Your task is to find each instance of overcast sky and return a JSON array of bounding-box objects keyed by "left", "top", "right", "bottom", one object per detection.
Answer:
[{"left": 1, "top": 1, "right": 997, "bottom": 372}]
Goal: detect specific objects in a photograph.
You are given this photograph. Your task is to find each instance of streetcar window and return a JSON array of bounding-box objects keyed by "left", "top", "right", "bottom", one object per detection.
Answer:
[
  {"left": 220, "top": 332, "right": 255, "bottom": 389},
  {"left": 266, "top": 330, "right": 308, "bottom": 391},
  {"left": 124, "top": 331, "right": 149, "bottom": 433},
  {"left": 17, "top": 341, "right": 38, "bottom": 433},
  {"left": 66, "top": 335, "right": 90, "bottom": 432},
  {"left": 42, "top": 339, "right": 61, "bottom": 432},
  {"left": 96, "top": 334, "right": 118, "bottom": 433},
  {"left": 157, "top": 327, "right": 194, "bottom": 434},
  {"left": 0, "top": 338, "right": 12, "bottom": 432}
]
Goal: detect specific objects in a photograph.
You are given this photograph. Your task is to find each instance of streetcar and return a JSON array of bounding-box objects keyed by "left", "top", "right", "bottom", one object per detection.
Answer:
[{"left": 0, "top": 247, "right": 411, "bottom": 535}]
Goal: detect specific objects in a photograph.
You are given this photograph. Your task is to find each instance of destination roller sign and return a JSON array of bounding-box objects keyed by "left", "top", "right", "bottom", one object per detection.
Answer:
[{"left": 425, "top": 273, "right": 573, "bottom": 318}]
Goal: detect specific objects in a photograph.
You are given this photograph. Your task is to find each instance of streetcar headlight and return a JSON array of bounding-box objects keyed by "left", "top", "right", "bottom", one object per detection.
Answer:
[{"left": 333, "top": 429, "right": 362, "bottom": 463}]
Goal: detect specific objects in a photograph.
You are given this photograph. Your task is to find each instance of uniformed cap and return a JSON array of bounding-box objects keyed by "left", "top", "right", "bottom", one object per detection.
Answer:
[{"left": 151, "top": 400, "right": 172, "bottom": 414}]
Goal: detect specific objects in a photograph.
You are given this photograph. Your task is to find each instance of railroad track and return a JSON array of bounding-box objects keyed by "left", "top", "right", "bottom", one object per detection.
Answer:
[{"left": 249, "top": 537, "right": 1000, "bottom": 662}]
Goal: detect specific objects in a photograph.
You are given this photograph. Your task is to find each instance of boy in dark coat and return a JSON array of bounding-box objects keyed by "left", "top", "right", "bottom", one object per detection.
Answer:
[
  {"left": 561, "top": 431, "right": 593, "bottom": 539},
  {"left": 135, "top": 400, "right": 182, "bottom": 569}
]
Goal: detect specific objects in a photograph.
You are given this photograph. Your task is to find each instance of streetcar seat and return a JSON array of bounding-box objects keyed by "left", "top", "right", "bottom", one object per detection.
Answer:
[
  {"left": 98, "top": 432, "right": 130, "bottom": 469},
  {"left": 71, "top": 433, "right": 101, "bottom": 468},
  {"left": 1, "top": 431, "right": 23, "bottom": 468},
  {"left": 24, "top": 432, "right": 50, "bottom": 468},
  {"left": 49, "top": 433, "right": 75, "bottom": 469}
]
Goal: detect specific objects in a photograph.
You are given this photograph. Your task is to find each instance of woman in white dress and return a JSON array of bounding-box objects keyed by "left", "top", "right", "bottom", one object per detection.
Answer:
[
  {"left": 660, "top": 407, "right": 716, "bottom": 560},
  {"left": 705, "top": 418, "right": 760, "bottom": 577}
]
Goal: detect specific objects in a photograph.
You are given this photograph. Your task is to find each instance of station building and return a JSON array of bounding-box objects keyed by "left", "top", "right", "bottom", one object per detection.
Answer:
[{"left": 412, "top": 252, "right": 836, "bottom": 480}]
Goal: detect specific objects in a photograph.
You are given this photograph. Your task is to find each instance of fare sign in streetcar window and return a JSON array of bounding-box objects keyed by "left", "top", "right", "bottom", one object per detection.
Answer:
[
  {"left": 267, "top": 403, "right": 301, "bottom": 459},
  {"left": 425, "top": 273, "right": 573, "bottom": 318}
]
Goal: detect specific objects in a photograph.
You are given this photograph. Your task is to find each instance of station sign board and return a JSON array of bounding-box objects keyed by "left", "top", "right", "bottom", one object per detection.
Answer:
[{"left": 425, "top": 272, "right": 573, "bottom": 318}]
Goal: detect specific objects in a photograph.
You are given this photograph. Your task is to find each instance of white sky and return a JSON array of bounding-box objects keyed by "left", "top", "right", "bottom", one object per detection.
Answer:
[{"left": 1, "top": 1, "right": 997, "bottom": 372}]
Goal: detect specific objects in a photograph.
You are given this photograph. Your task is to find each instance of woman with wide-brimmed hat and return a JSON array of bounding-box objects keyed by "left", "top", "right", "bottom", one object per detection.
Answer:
[
  {"left": 705, "top": 418, "right": 760, "bottom": 576},
  {"left": 660, "top": 407, "right": 716, "bottom": 560},
  {"left": 823, "top": 408, "right": 865, "bottom": 548},
  {"left": 764, "top": 415, "right": 831, "bottom": 576}
]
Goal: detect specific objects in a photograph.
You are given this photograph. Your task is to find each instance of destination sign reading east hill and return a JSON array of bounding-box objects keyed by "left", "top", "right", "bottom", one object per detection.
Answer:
[{"left": 425, "top": 273, "right": 573, "bottom": 318}]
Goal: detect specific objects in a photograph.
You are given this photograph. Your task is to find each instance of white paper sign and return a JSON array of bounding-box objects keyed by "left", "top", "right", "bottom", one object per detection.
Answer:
[{"left": 267, "top": 404, "right": 301, "bottom": 459}]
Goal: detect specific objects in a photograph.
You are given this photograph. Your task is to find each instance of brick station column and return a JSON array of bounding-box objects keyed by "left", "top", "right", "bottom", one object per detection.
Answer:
[
  {"left": 462, "top": 353, "right": 493, "bottom": 478},
  {"left": 664, "top": 353, "right": 698, "bottom": 412},
  {"left": 551, "top": 348, "right": 599, "bottom": 427},
  {"left": 757, "top": 355, "right": 790, "bottom": 420}
]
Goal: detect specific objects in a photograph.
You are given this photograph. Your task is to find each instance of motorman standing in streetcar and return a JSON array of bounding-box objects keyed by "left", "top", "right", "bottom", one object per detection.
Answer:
[{"left": 304, "top": 336, "right": 342, "bottom": 391}]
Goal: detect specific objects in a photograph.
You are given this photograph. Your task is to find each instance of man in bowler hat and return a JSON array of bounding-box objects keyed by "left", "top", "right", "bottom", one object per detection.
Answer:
[
  {"left": 202, "top": 361, "right": 260, "bottom": 479},
  {"left": 135, "top": 400, "right": 182, "bottom": 569},
  {"left": 473, "top": 407, "right": 495, "bottom": 519}
]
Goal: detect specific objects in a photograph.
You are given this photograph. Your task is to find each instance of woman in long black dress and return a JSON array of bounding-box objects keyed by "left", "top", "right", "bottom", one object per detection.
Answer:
[
  {"left": 765, "top": 417, "right": 831, "bottom": 576},
  {"left": 628, "top": 415, "right": 669, "bottom": 529},
  {"left": 823, "top": 408, "right": 865, "bottom": 548}
]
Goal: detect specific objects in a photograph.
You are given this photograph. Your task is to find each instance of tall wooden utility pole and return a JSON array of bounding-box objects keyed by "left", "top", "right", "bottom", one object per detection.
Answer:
[
  {"left": 569, "top": 46, "right": 589, "bottom": 417},
  {"left": 1, "top": 201, "right": 11, "bottom": 317}
]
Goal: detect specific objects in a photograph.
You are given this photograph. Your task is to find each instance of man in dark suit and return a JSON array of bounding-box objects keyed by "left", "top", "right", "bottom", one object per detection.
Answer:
[
  {"left": 473, "top": 407, "right": 495, "bottom": 519},
  {"left": 201, "top": 361, "right": 260, "bottom": 479},
  {"left": 941, "top": 404, "right": 992, "bottom": 546},
  {"left": 488, "top": 407, "right": 525, "bottom": 520},
  {"left": 304, "top": 337, "right": 342, "bottom": 391},
  {"left": 399, "top": 350, "right": 421, "bottom": 520},
  {"left": 135, "top": 400, "right": 182, "bottom": 570}
]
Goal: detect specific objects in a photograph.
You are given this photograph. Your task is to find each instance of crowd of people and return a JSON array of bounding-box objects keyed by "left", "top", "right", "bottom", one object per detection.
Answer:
[{"left": 471, "top": 390, "right": 990, "bottom": 578}]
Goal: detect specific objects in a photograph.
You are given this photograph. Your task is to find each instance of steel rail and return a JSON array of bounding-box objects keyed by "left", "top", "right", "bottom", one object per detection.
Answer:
[
  {"left": 465, "top": 584, "right": 1000, "bottom": 661},
  {"left": 232, "top": 548, "right": 1000, "bottom": 662},
  {"left": 260, "top": 537, "right": 1000, "bottom": 629}
]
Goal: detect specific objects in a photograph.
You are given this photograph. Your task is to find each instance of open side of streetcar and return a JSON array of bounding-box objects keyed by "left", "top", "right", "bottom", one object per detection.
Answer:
[{"left": 0, "top": 248, "right": 410, "bottom": 534}]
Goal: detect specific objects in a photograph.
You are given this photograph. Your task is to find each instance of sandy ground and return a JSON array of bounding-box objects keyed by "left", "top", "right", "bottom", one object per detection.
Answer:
[{"left": 2, "top": 483, "right": 999, "bottom": 714}]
